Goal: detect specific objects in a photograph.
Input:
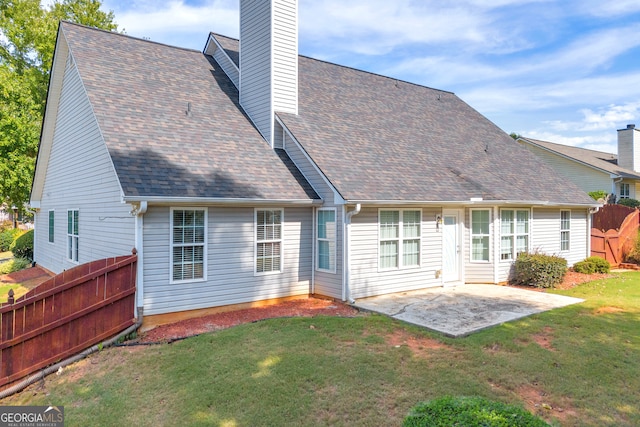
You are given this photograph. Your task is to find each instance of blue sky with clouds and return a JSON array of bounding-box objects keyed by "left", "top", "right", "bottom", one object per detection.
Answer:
[{"left": 99, "top": 0, "right": 640, "bottom": 154}]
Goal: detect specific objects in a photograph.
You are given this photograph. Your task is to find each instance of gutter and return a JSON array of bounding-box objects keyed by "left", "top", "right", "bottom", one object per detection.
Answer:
[
  {"left": 342, "top": 204, "right": 361, "bottom": 304},
  {"left": 122, "top": 196, "right": 322, "bottom": 206},
  {"left": 344, "top": 199, "right": 599, "bottom": 208}
]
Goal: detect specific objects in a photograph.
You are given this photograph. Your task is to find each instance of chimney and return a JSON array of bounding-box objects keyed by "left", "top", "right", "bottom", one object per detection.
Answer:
[
  {"left": 617, "top": 124, "right": 640, "bottom": 172},
  {"left": 239, "top": 0, "right": 298, "bottom": 146}
]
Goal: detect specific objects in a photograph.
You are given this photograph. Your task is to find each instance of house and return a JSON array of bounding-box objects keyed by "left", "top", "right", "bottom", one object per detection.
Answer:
[
  {"left": 518, "top": 124, "right": 640, "bottom": 201},
  {"left": 30, "top": 1, "right": 598, "bottom": 324}
]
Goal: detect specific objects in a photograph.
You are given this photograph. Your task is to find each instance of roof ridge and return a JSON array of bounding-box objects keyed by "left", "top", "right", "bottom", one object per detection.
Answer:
[
  {"left": 521, "top": 136, "right": 616, "bottom": 157},
  {"left": 208, "top": 32, "right": 454, "bottom": 95},
  {"left": 60, "top": 20, "right": 203, "bottom": 54}
]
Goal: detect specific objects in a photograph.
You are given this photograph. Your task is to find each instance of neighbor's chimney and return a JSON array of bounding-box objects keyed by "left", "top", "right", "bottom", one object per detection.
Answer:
[
  {"left": 618, "top": 124, "right": 640, "bottom": 172},
  {"left": 239, "top": 0, "right": 298, "bottom": 146}
]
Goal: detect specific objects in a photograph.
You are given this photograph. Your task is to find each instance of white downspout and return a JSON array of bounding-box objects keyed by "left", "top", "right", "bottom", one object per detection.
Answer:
[
  {"left": 588, "top": 206, "right": 600, "bottom": 258},
  {"left": 343, "top": 203, "right": 361, "bottom": 303},
  {"left": 311, "top": 207, "right": 315, "bottom": 295},
  {"left": 133, "top": 201, "right": 147, "bottom": 317}
]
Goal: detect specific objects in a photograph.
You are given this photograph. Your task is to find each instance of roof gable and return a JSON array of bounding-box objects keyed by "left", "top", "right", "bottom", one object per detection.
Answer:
[{"left": 59, "top": 22, "right": 317, "bottom": 202}]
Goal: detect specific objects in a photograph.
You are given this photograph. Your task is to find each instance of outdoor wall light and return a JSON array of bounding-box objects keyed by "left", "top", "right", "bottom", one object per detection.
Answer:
[{"left": 436, "top": 215, "right": 443, "bottom": 231}]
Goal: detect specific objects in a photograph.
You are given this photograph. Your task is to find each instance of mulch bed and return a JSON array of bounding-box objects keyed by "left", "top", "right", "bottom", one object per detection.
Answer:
[{"left": 137, "top": 298, "right": 360, "bottom": 343}]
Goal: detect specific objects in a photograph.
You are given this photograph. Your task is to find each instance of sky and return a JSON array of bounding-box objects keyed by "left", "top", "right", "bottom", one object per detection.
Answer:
[{"left": 97, "top": 0, "right": 640, "bottom": 154}]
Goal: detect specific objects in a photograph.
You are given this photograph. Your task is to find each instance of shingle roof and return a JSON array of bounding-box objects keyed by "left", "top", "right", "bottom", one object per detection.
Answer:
[
  {"left": 518, "top": 137, "right": 640, "bottom": 180},
  {"left": 60, "top": 22, "right": 318, "bottom": 201},
  {"left": 213, "top": 35, "right": 594, "bottom": 205}
]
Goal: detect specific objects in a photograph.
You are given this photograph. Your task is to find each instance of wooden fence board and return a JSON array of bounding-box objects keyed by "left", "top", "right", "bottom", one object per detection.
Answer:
[
  {"left": 591, "top": 206, "right": 640, "bottom": 266},
  {"left": 0, "top": 253, "right": 137, "bottom": 390}
]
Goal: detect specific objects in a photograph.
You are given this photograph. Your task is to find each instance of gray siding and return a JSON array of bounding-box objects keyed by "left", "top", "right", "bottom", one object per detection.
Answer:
[
  {"left": 617, "top": 127, "right": 640, "bottom": 172},
  {"left": 272, "top": 0, "right": 297, "bottom": 114},
  {"left": 240, "top": 0, "right": 273, "bottom": 143},
  {"left": 283, "top": 131, "right": 344, "bottom": 298},
  {"left": 349, "top": 206, "right": 442, "bottom": 299},
  {"left": 142, "top": 206, "right": 312, "bottom": 315},
  {"left": 212, "top": 44, "right": 239, "bottom": 88},
  {"left": 34, "top": 56, "right": 134, "bottom": 273},
  {"left": 531, "top": 208, "right": 588, "bottom": 267},
  {"left": 522, "top": 144, "right": 612, "bottom": 194}
]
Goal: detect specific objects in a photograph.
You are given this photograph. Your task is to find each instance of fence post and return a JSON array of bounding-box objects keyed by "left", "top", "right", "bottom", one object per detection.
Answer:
[{"left": 3, "top": 290, "right": 15, "bottom": 379}]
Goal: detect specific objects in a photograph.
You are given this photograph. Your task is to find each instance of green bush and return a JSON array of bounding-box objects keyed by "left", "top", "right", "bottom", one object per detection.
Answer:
[
  {"left": 403, "top": 396, "right": 549, "bottom": 427},
  {"left": 10, "top": 229, "right": 33, "bottom": 260},
  {"left": 618, "top": 198, "right": 640, "bottom": 208},
  {"left": 0, "top": 257, "right": 31, "bottom": 274},
  {"left": 588, "top": 190, "right": 608, "bottom": 201},
  {"left": 513, "top": 252, "right": 567, "bottom": 288},
  {"left": 626, "top": 230, "right": 640, "bottom": 264},
  {"left": 0, "top": 228, "right": 23, "bottom": 252},
  {"left": 573, "top": 256, "right": 610, "bottom": 274}
]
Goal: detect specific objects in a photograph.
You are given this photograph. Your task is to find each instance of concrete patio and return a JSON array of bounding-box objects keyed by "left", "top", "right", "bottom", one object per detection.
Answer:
[{"left": 353, "top": 284, "right": 584, "bottom": 337}]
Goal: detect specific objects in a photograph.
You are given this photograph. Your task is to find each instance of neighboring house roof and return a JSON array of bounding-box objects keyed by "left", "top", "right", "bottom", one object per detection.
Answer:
[
  {"left": 213, "top": 35, "right": 595, "bottom": 205},
  {"left": 518, "top": 137, "right": 640, "bottom": 181},
  {"left": 58, "top": 22, "right": 318, "bottom": 203}
]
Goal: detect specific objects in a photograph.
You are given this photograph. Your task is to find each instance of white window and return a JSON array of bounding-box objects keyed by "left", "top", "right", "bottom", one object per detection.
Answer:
[
  {"left": 256, "top": 209, "right": 283, "bottom": 274},
  {"left": 317, "top": 209, "right": 336, "bottom": 272},
  {"left": 500, "top": 209, "right": 529, "bottom": 261},
  {"left": 171, "top": 208, "right": 206, "bottom": 282},
  {"left": 48, "top": 210, "right": 55, "bottom": 243},
  {"left": 620, "top": 183, "right": 630, "bottom": 199},
  {"left": 471, "top": 209, "right": 490, "bottom": 262},
  {"left": 67, "top": 209, "right": 79, "bottom": 262},
  {"left": 560, "top": 210, "right": 570, "bottom": 251},
  {"left": 379, "top": 210, "right": 421, "bottom": 270}
]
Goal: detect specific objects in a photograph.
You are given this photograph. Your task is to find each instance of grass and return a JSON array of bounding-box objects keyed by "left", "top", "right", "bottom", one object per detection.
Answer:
[
  {"left": 2, "top": 272, "right": 639, "bottom": 426},
  {"left": 0, "top": 254, "right": 31, "bottom": 303}
]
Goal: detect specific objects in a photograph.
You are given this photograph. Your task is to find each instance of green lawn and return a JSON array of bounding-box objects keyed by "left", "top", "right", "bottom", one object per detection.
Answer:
[{"left": 2, "top": 272, "right": 639, "bottom": 426}]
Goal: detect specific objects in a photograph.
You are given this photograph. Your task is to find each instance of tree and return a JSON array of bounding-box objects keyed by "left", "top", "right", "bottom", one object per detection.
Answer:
[{"left": 0, "top": 0, "right": 117, "bottom": 213}]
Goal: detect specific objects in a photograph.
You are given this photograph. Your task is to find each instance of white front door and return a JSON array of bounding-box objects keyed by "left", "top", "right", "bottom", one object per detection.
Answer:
[{"left": 442, "top": 210, "right": 461, "bottom": 283}]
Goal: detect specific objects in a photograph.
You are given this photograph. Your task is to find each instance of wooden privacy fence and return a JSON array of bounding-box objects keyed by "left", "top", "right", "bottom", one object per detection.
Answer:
[
  {"left": 591, "top": 205, "right": 640, "bottom": 267},
  {"left": 0, "top": 252, "right": 137, "bottom": 390}
]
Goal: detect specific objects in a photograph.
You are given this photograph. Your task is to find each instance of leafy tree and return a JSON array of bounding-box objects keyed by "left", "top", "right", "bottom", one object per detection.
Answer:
[
  {"left": 0, "top": 0, "right": 117, "bottom": 213},
  {"left": 509, "top": 132, "right": 521, "bottom": 140}
]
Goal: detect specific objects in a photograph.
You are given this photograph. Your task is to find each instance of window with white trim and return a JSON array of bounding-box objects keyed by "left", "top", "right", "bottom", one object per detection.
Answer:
[
  {"left": 379, "top": 210, "right": 421, "bottom": 269},
  {"left": 67, "top": 209, "right": 79, "bottom": 262},
  {"left": 171, "top": 208, "right": 206, "bottom": 282},
  {"left": 48, "top": 210, "right": 55, "bottom": 243},
  {"left": 256, "top": 209, "right": 282, "bottom": 273},
  {"left": 317, "top": 209, "right": 336, "bottom": 272},
  {"left": 560, "top": 210, "right": 570, "bottom": 251},
  {"left": 620, "top": 183, "right": 630, "bottom": 199},
  {"left": 500, "top": 209, "right": 529, "bottom": 261},
  {"left": 471, "top": 209, "right": 490, "bottom": 262}
]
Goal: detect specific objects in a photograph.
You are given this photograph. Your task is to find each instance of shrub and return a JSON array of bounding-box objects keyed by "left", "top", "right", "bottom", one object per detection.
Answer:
[
  {"left": 626, "top": 230, "right": 640, "bottom": 264},
  {"left": 10, "top": 229, "right": 33, "bottom": 260},
  {"left": 0, "top": 257, "right": 31, "bottom": 274},
  {"left": 588, "top": 190, "right": 608, "bottom": 201},
  {"left": 0, "top": 228, "right": 23, "bottom": 252},
  {"left": 573, "top": 256, "right": 610, "bottom": 274},
  {"left": 513, "top": 252, "right": 567, "bottom": 288},
  {"left": 618, "top": 198, "right": 640, "bottom": 208},
  {"left": 403, "top": 396, "right": 549, "bottom": 427}
]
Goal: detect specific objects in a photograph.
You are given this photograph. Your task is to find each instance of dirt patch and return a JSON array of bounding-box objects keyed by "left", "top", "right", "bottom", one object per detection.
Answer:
[
  {"left": 516, "top": 383, "right": 578, "bottom": 424},
  {"left": 385, "top": 328, "right": 449, "bottom": 357},
  {"left": 138, "top": 298, "right": 359, "bottom": 343},
  {"left": 530, "top": 326, "right": 556, "bottom": 351},
  {"left": 594, "top": 306, "right": 625, "bottom": 315}
]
